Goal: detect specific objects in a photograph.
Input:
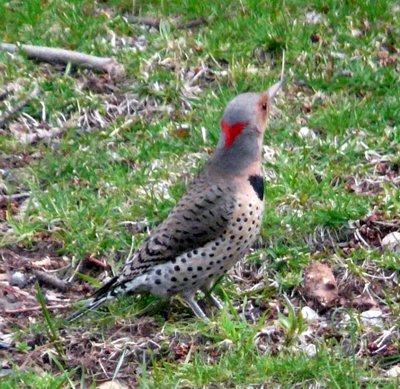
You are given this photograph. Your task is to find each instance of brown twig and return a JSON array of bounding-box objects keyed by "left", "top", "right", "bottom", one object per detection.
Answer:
[
  {"left": 126, "top": 15, "right": 210, "bottom": 30},
  {"left": 34, "top": 270, "right": 69, "bottom": 292},
  {"left": 3, "top": 304, "right": 70, "bottom": 314},
  {"left": 86, "top": 256, "right": 111, "bottom": 270},
  {"left": 0, "top": 84, "right": 40, "bottom": 128},
  {"left": 0, "top": 43, "right": 125, "bottom": 77}
]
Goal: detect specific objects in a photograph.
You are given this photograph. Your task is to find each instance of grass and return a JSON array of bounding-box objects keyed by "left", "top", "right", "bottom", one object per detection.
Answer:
[{"left": 0, "top": 0, "right": 399, "bottom": 387}]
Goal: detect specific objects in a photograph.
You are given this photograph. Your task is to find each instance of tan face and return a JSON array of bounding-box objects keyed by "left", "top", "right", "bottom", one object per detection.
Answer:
[{"left": 255, "top": 93, "right": 270, "bottom": 133}]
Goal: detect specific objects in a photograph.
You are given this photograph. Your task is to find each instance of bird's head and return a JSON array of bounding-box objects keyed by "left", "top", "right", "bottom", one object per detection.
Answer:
[
  {"left": 208, "top": 80, "right": 283, "bottom": 176},
  {"left": 219, "top": 80, "right": 283, "bottom": 149}
]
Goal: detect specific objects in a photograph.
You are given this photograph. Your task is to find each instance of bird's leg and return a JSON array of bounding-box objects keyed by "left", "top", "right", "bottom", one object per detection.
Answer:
[
  {"left": 181, "top": 293, "right": 208, "bottom": 320},
  {"left": 201, "top": 281, "right": 224, "bottom": 311},
  {"left": 205, "top": 293, "right": 224, "bottom": 310}
]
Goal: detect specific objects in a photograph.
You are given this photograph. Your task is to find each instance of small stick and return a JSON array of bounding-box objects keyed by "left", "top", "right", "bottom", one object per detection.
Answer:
[
  {"left": 3, "top": 304, "right": 70, "bottom": 314},
  {"left": 127, "top": 15, "right": 210, "bottom": 30},
  {"left": 0, "top": 43, "right": 125, "bottom": 77},
  {"left": 0, "top": 84, "right": 39, "bottom": 128},
  {"left": 34, "top": 270, "right": 69, "bottom": 292},
  {"left": 86, "top": 256, "right": 110, "bottom": 270}
]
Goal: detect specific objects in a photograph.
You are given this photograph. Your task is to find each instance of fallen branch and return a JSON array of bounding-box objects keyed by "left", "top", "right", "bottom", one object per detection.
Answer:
[
  {"left": 34, "top": 270, "right": 69, "bottom": 292},
  {"left": 0, "top": 84, "right": 39, "bottom": 128},
  {"left": 126, "top": 15, "right": 210, "bottom": 30},
  {"left": 0, "top": 43, "right": 125, "bottom": 77},
  {"left": 3, "top": 304, "right": 70, "bottom": 314}
]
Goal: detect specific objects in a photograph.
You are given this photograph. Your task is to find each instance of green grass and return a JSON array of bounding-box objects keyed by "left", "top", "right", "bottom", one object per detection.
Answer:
[{"left": 1, "top": 0, "right": 399, "bottom": 387}]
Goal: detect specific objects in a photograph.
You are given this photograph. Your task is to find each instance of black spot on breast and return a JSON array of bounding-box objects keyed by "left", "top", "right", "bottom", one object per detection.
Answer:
[{"left": 248, "top": 175, "right": 264, "bottom": 200}]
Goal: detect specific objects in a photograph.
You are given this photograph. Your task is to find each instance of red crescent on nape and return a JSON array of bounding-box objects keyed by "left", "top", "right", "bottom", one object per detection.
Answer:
[{"left": 221, "top": 120, "right": 248, "bottom": 148}]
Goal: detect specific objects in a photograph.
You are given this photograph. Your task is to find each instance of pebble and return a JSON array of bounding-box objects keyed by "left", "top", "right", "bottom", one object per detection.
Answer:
[
  {"left": 360, "top": 309, "right": 383, "bottom": 327},
  {"left": 386, "top": 365, "right": 400, "bottom": 378},
  {"left": 301, "top": 306, "right": 319, "bottom": 323},
  {"left": 381, "top": 232, "right": 400, "bottom": 253},
  {"left": 218, "top": 339, "right": 234, "bottom": 351},
  {"left": 10, "top": 271, "right": 27, "bottom": 288},
  {"left": 298, "top": 127, "right": 317, "bottom": 140},
  {"left": 303, "top": 344, "right": 317, "bottom": 357}
]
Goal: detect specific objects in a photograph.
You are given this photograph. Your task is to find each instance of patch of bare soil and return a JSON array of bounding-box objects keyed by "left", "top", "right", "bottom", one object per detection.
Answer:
[{"left": 348, "top": 212, "right": 400, "bottom": 250}]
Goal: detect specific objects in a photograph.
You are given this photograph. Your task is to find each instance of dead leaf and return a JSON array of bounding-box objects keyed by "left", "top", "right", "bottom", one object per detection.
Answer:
[
  {"left": 32, "top": 256, "right": 52, "bottom": 268},
  {"left": 174, "top": 125, "right": 191, "bottom": 139},
  {"left": 304, "top": 261, "right": 338, "bottom": 309}
]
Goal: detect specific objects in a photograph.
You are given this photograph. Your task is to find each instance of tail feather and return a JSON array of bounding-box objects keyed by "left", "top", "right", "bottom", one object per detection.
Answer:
[
  {"left": 66, "top": 296, "right": 109, "bottom": 322},
  {"left": 92, "top": 275, "right": 119, "bottom": 298},
  {"left": 66, "top": 276, "right": 120, "bottom": 322}
]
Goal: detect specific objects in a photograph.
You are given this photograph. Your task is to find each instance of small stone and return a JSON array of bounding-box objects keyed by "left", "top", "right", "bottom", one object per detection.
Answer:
[
  {"left": 218, "top": 339, "right": 233, "bottom": 351},
  {"left": 303, "top": 344, "right": 317, "bottom": 357},
  {"left": 305, "top": 11, "right": 322, "bottom": 25},
  {"left": 381, "top": 232, "right": 400, "bottom": 253},
  {"left": 330, "top": 52, "right": 346, "bottom": 59},
  {"left": 298, "top": 126, "right": 317, "bottom": 140},
  {"left": 301, "top": 306, "right": 319, "bottom": 323},
  {"left": 360, "top": 309, "right": 383, "bottom": 327},
  {"left": 351, "top": 28, "right": 363, "bottom": 37},
  {"left": 10, "top": 271, "right": 27, "bottom": 288},
  {"left": 386, "top": 365, "right": 400, "bottom": 378}
]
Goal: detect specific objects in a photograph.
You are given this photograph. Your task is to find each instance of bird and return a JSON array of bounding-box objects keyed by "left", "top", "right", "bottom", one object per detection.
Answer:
[{"left": 67, "top": 80, "right": 283, "bottom": 321}]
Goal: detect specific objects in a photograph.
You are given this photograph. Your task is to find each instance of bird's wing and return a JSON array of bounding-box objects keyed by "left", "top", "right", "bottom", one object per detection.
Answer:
[{"left": 119, "top": 179, "right": 236, "bottom": 280}]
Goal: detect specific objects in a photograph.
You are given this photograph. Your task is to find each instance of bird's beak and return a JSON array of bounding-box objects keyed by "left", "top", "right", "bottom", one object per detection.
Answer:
[{"left": 267, "top": 79, "right": 284, "bottom": 100}]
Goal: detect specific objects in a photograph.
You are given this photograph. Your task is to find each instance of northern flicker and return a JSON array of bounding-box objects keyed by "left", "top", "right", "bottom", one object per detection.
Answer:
[{"left": 67, "top": 80, "right": 283, "bottom": 321}]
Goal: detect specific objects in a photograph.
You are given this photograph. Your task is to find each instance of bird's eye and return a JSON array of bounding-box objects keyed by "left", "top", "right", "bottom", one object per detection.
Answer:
[{"left": 261, "top": 102, "right": 268, "bottom": 111}]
